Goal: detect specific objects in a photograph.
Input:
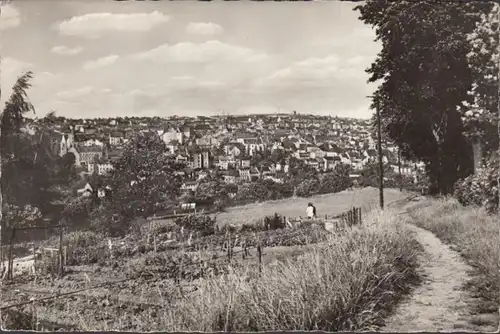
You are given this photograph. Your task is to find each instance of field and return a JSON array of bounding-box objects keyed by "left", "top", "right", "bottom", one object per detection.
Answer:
[
  {"left": 1, "top": 187, "right": 418, "bottom": 331},
  {"left": 213, "top": 187, "right": 409, "bottom": 226}
]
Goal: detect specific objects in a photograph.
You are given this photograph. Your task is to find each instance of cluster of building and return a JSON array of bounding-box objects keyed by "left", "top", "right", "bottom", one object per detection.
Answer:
[{"left": 41, "top": 112, "right": 425, "bottom": 191}]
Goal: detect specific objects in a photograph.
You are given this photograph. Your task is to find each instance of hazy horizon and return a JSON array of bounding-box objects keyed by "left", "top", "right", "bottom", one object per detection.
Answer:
[{"left": 1, "top": 0, "right": 380, "bottom": 120}]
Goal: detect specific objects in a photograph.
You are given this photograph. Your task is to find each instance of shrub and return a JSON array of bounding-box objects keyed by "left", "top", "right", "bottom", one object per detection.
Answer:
[
  {"left": 295, "top": 178, "right": 320, "bottom": 197},
  {"left": 453, "top": 155, "right": 499, "bottom": 212},
  {"left": 63, "top": 231, "right": 107, "bottom": 265},
  {"left": 175, "top": 214, "right": 217, "bottom": 236}
]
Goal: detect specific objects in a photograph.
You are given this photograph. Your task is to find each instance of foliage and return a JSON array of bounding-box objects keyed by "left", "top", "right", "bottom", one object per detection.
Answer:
[
  {"left": 2, "top": 204, "right": 42, "bottom": 228},
  {"left": 295, "top": 178, "right": 320, "bottom": 197},
  {"left": 354, "top": 1, "right": 491, "bottom": 194},
  {"left": 262, "top": 213, "right": 286, "bottom": 230},
  {"left": 63, "top": 231, "right": 107, "bottom": 265},
  {"left": 0, "top": 73, "right": 72, "bottom": 229},
  {"left": 92, "top": 134, "right": 184, "bottom": 236},
  {"left": 61, "top": 196, "right": 96, "bottom": 228},
  {"left": 453, "top": 154, "right": 500, "bottom": 212},
  {"left": 174, "top": 214, "right": 217, "bottom": 237},
  {"left": 195, "top": 177, "right": 228, "bottom": 205},
  {"left": 234, "top": 181, "right": 271, "bottom": 203},
  {"left": 459, "top": 4, "right": 499, "bottom": 155},
  {"left": 319, "top": 164, "right": 353, "bottom": 194}
]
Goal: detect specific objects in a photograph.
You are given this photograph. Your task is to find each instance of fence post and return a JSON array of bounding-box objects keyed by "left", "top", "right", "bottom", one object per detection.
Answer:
[
  {"left": 227, "top": 232, "right": 232, "bottom": 262},
  {"left": 58, "top": 221, "right": 64, "bottom": 278},
  {"left": 359, "top": 208, "right": 362, "bottom": 225},
  {"left": 257, "top": 243, "right": 262, "bottom": 274},
  {"left": 32, "top": 242, "right": 37, "bottom": 281},
  {"left": 8, "top": 227, "right": 17, "bottom": 280},
  {"left": 153, "top": 233, "right": 157, "bottom": 255},
  {"left": 64, "top": 246, "right": 67, "bottom": 267}
]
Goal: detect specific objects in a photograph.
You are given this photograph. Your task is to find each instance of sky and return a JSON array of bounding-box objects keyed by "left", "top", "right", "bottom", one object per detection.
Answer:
[{"left": 0, "top": 0, "right": 380, "bottom": 119}]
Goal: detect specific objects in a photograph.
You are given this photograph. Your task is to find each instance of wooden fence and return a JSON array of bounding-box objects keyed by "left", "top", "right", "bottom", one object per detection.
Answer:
[
  {"left": 255, "top": 206, "right": 363, "bottom": 230},
  {"left": 1, "top": 222, "right": 67, "bottom": 281}
]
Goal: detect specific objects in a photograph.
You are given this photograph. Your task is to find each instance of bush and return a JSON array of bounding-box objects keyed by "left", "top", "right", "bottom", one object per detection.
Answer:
[
  {"left": 454, "top": 155, "right": 499, "bottom": 212},
  {"left": 175, "top": 214, "right": 217, "bottom": 236},
  {"left": 295, "top": 178, "right": 320, "bottom": 197},
  {"left": 64, "top": 231, "right": 107, "bottom": 265}
]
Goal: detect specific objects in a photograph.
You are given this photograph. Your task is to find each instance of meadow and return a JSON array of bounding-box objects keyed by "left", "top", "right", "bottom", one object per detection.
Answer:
[{"left": 213, "top": 186, "right": 409, "bottom": 226}]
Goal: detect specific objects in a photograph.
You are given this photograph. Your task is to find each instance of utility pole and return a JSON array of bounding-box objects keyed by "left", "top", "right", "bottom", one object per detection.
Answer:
[
  {"left": 376, "top": 104, "right": 384, "bottom": 209},
  {"left": 496, "top": 3, "right": 500, "bottom": 212}
]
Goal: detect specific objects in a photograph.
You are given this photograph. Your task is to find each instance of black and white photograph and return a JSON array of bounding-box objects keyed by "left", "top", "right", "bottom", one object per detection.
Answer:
[{"left": 0, "top": 0, "right": 499, "bottom": 331}]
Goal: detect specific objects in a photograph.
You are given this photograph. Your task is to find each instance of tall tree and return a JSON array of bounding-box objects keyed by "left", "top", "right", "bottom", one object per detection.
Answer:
[
  {"left": 92, "top": 133, "right": 185, "bottom": 235},
  {"left": 459, "top": 4, "right": 500, "bottom": 159},
  {"left": 355, "top": 1, "right": 491, "bottom": 194}
]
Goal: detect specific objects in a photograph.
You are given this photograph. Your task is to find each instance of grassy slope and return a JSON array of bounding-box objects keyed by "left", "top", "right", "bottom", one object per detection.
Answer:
[
  {"left": 214, "top": 187, "right": 408, "bottom": 226},
  {"left": 408, "top": 198, "right": 500, "bottom": 315},
  {"left": 3, "top": 188, "right": 418, "bottom": 331},
  {"left": 37, "top": 207, "right": 419, "bottom": 332},
  {"left": 150, "top": 208, "right": 421, "bottom": 332}
]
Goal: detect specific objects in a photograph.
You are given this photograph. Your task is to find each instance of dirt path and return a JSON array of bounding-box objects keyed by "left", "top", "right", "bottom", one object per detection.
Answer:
[{"left": 381, "top": 204, "right": 499, "bottom": 332}]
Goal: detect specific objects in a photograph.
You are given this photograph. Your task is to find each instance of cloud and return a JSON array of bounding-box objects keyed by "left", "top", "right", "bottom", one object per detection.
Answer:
[
  {"left": 1, "top": 57, "right": 33, "bottom": 92},
  {"left": 262, "top": 56, "right": 341, "bottom": 87},
  {"left": 83, "top": 55, "right": 119, "bottom": 71},
  {"left": 51, "top": 45, "right": 83, "bottom": 56},
  {"left": 186, "top": 22, "right": 224, "bottom": 36},
  {"left": 55, "top": 11, "right": 170, "bottom": 38},
  {"left": 0, "top": 4, "right": 21, "bottom": 31},
  {"left": 132, "top": 40, "right": 267, "bottom": 63},
  {"left": 56, "top": 86, "right": 96, "bottom": 100}
]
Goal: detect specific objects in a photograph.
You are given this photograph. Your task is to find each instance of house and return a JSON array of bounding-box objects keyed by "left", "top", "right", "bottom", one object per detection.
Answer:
[
  {"left": 216, "top": 156, "right": 230, "bottom": 170},
  {"left": 159, "top": 126, "right": 184, "bottom": 145},
  {"left": 238, "top": 168, "right": 251, "bottom": 181},
  {"left": 323, "top": 156, "right": 338, "bottom": 171},
  {"left": 97, "top": 163, "right": 114, "bottom": 175},
  {"left": 181, "top": 181, "right": 198, "bottom": 192},
  {"left": 223, "top": 174, "right": 237, "bottom": 184},
  {"left": 176, "top": 154, "right": 189, "bottom": 164},
  {"left": 77, "top": 183, "right": 93, "bottom": 197},
  {"left": 79, "top": 146, "right": 104, "bottom": 166},
  {"left": 191, "top": 151, "right": 211, "bottom": 169},
  {"left": 236, "top": 137, "right": 265, "bottom": 156},
  {"left": 59, "top": 133, "right": 75, "bottom": 157},
  {"left": 109, "top": 132, "right": 125, "bottom": 146},
  {"left": 81, "top": 138, "right": 105, "bottom": 147},
  {"left": 238, "top": 157, "right": 251, "bottom": 169},
  {"left": 224, "top": 143, "right": 244, "bottom": 157},
  {"left": 88, "top": 162, "right": 114, "bottom": 175},
  {"left": 249, "top": 167, "right": 260, "bottom": 180},
  {"left": 306, "top": 158, "right": 320, "bottom": 171},
  {"left": 181, "top": 125, "right": 192, "bottom": 139},
  {"left": 97, "top": 188, "right": 107, "bottom": 198}
]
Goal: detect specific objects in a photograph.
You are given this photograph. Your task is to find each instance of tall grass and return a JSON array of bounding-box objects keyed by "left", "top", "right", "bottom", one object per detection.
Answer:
[
  {"left": 151, "top": 208, "right": 421, "bottom": 332},
  {"left": 410, "top": 197, "right": 500, "bottom": 309}
]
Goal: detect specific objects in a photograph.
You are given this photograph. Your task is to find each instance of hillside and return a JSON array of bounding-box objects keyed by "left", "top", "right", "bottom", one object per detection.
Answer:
[{"left": 213, "top": 187, "right": 408, "bottom": 226}]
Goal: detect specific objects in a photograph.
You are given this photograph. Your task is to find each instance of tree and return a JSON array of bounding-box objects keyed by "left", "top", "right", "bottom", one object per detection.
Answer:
[
  {"left": 195, "top": 176, "right": 227, "bottom": 205},
  {"left": 94, "top": 134, "right": 184, "bottom": 235},
  {"left": 354, "top": 1, "right": 491, "bottom": 194},
  {"left": 458, "top": 4, "right": 500, "bottom": 157}
]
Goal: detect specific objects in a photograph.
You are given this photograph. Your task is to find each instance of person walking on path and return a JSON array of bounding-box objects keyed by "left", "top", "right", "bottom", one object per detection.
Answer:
[{"left": 306, "top": 203, "right": 315, "bottom": 219}]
